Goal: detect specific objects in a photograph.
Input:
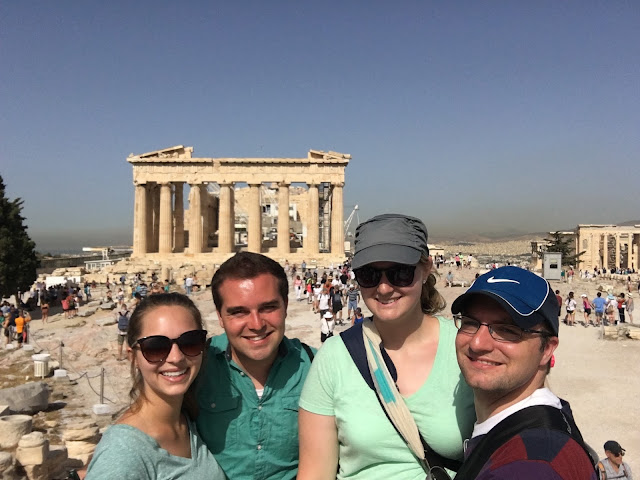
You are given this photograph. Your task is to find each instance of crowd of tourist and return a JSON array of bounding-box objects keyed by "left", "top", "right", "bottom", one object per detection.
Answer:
[{"left": 557, "top": 289, "right": 635, "bottom": 328}]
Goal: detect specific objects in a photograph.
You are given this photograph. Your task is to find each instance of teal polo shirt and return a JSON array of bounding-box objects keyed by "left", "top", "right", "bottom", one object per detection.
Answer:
[{"left": 196, "top": 333, "right": 315, "bottom": 480}]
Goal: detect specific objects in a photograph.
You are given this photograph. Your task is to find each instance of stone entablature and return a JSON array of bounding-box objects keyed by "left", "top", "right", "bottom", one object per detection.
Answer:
[
  {"left": 128, "top": 145, "right": 350, "bottom": 264},
  {"left": 576, "top": 224, "right": 640, "bottom": 272}
]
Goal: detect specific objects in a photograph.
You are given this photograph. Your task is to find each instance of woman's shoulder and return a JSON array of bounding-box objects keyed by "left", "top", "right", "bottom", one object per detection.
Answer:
[{"left": 87, "top": 425, "right": 157, "bottom": 479}]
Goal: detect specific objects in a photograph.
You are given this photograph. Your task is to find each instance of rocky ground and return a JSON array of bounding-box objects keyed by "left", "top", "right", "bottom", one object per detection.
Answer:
[{"left": 1, "top": 242, "right": 639, "bottom": 477}]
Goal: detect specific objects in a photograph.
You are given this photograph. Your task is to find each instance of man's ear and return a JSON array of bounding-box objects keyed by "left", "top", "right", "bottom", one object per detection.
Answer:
[
  {"left": 540, "top": 336, "right": 559, "bottom": 367},
  {"left": 216, "top": 310, "right": 226, "bottom": 330}
]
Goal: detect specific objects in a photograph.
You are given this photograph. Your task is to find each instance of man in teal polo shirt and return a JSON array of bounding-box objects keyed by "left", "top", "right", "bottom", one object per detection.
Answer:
[{"left": 197, "top": 252, "right": 315, "bottom": 480}]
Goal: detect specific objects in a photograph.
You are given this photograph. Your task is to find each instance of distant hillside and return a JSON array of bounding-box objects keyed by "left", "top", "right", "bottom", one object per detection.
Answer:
[
  {"left": 431, "top": 231, "right": 547, "bottom": 243},
  {"left": 431, "top": 220, "right": 640, "bottom": 244}
]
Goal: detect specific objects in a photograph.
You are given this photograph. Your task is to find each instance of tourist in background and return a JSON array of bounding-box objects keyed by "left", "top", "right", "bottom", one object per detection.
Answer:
[
  {"left": 626, "top": 293, "right": 634, "bottom": 324},
  {"left": 294, "top": 275, "right": 303, "bottom": 301},
  {"left": 298, "top": 214, "right": 475, "bottom": 479},
  {"left": 86, "top": 293, "right": 223, "bottom": 479},
  {"left": 597, "top": 441, "right": 632, "bottom": 480},
  {"left": 617, "top": 293, "right": 627, "bottom": 323},
  {"left": 40, "top": 299, "right": 49, "bottom": 324},
  {"left": 317, "top": 287, "right": 331, "bottom": 320},
  {"left": 581, "top": 294, "right": 592, "bottom": 326},
  {"left": 446, "top": 270, "right": 454, "bottom": 287},
  {"left": 591, "top": 292, "right": 606, "bottom": 327},
  {"left": 320, "top": 311, "right": 335, "bottom": 343},
  {"left": 565, "top": 291, "right": 577, "bottom": 326},
  {"left": 351, "top": 306, "right": 364, "bottom": 326},
  {"left": 606, "top": 293, "right": 618, "bottom": 325},
  {"left": 331, "top": 286, "right": 344, "bottom": 325}
]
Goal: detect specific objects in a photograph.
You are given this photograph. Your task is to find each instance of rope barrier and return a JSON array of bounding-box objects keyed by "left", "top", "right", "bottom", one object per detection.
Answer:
[{"left": 25, "top": 328, "right": 125, "bottom": 405}]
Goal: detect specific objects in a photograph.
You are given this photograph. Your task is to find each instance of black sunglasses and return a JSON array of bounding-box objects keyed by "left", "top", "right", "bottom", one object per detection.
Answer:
[
  {"left": 131, "top": 329, "right": 207, "bottom": 363},
  {"left": 354, "top": 264, "right": 417, "bottom": 288}
]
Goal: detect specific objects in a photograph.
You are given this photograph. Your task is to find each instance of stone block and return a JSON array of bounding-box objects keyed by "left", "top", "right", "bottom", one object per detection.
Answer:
[
  {"left": 18, "top": 431, "right": 45, "bottom": 448},
  {"left": 0, "top": 451, "right": 13, "bottom": 470},
  {"left": 92, "top": 403, "right": 112, "bottom": 416},
  {"left": 99, "top": 302, "right": 115, "bottom": 310},
  {"left": 16, "top": 433, "right": 49, "bottom": 466},
  {"left": 78, "top": 307, "right": 97, "bottom": 317},
  {"left": 95, "top": 316, "right": 116, "bottom": 327},
  {"left": 86, "top": 300, "right": 101, "bottom": 308},
  {"left": 62, "top": 425, "right": 99, "bottom": 441},
  {"left": 66, "top": 437, "right": 99, "bottom": 461},
  {"left": 0, "top": 404, "right": 9, "bottom": 416},
  {"left": 0, "top": 382, "right": 50, "bottom": 414},
  {"left": 0, "top": 415, "right": 33, "bottom": 449}
]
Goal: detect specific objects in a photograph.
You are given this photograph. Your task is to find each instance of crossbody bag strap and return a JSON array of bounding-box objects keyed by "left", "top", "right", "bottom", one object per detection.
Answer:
[
  {"left": 340, "top": 320, "right": 461, "bottom": 474},
  {"left": 300, "top": 342, "right": 314, "bottom": 362}
]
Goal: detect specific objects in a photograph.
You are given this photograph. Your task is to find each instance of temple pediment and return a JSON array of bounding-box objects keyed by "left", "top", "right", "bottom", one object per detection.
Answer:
[{"left": 128, "top": 145, "right": 194, "bottom": 162}]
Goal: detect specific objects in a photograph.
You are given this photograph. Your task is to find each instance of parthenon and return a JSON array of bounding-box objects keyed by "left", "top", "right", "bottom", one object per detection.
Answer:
[{"left": 127, "top": 145, "right": 351, "bottom": 265}]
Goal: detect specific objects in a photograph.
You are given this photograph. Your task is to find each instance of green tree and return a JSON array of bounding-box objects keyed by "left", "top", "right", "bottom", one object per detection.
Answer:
[
  {"left": 544, "top": 231, "right": 584, "bottom": 267},
  {"left": 0, "top": 175, "right": 39, "bottom": 298}
]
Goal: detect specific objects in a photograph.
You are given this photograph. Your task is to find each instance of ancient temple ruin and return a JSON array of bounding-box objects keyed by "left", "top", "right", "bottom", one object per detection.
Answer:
[
  {"left": 575, "top": 224, "right": 640, "bottom": 271},
  {"left": 127, "top": 145, "right": 350, "bottom": 265}
]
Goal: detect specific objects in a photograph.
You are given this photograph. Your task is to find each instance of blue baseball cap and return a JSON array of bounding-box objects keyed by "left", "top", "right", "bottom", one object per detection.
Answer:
[
  {"left": 352, "top": 214, "right": 429, "bottom": 270},
  {"left": 451, "top": 266, "right": 559, "bottom": 336}
]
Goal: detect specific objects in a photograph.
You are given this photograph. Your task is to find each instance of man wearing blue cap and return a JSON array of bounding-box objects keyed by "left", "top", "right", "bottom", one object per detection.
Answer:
[{"left": 451, "top": 266, "right": 596, "bottom": 479}]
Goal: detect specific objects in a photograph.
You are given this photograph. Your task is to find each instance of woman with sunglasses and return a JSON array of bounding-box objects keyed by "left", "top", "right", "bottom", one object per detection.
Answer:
[
  {"left": 298, "top": 214, "right": 475, "bottom": 480},
  {"left": 86, "top": 293, "right": 225, "bottom": 480}
]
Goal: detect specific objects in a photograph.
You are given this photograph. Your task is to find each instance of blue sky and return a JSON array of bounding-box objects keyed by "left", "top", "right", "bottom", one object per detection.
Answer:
[{"left": 1, "top": 1, "right": 638, "bottom": 252}]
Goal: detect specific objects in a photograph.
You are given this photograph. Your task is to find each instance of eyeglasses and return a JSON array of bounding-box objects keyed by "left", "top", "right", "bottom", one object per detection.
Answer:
[
  {"left": 454, "top": 315, "right": 552, "bottom": 343},
  {"left": 131, "top": 329, "right": 207, "bottom": 363},
  {"left": 354, "top": 264, "right": 416, "bottom": 288}
]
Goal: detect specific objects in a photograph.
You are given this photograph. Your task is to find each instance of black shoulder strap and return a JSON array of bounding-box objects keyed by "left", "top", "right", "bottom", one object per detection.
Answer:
[
  {"left": 301, "top": 342, "right": 314, "bottom": 362},
  {"left": 340, "top": 321, "right": 461, "bottom": 473},
  {"left": 454, "top": 405, "right": 596, "bottom": 480}
]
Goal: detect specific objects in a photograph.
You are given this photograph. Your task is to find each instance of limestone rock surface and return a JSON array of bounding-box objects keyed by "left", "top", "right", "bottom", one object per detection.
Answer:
[{"left": 0, "top": 382, "right": 50, "bottom": 414}]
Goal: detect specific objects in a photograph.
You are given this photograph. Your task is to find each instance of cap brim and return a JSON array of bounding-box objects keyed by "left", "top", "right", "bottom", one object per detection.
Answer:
[{"left": 352, "top": 244, "right": 422, "bottom": 269}]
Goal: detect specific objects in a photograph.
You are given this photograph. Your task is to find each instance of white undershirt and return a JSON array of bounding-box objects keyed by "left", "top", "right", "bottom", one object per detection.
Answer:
[
  {"left": 256, "top": 388, "right": 264, "bottom": 399},
  {"left": 471, "top": 387, "right": 562, "bottom": 439}
]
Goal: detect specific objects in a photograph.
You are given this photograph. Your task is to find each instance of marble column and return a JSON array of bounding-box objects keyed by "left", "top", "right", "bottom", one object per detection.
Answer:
[
  {"left": 589, "top": 233, "right": 600, "bottom": 272},
  {"left": 306, "top": 183, "right": 319, "bottom": 255},
  {"left": 145, "top": 184, "right": 155, "bottom": 253},
  {"left": 188, "top": 184, "right": 203, "bottom": 254},
  {"left": 330, "top": 183, "right": 345, "bottom": 256},
  {"left": 248, "top": 183, "right": 262, "bottom": 253},
  {"left": 158, "top": 183, "right": 173, "bottom": 254},
  {"left": 173, "top": 183, "right": 185, "bottom": 252},
  {"left": 218, "top": 183, "right": 234, "bottom": 253},
  {"left": 209, "top": 196, "right": 219, "bottom": 243},
  {"left": 628, "top": 235, "right": 634, "bottom": 269},
  {"left": 201, "top": 184, "right": 210, "bottom": 250},
  {"left": 133, "top": 183, "right": 148, "bottom": 256},
  {"left": 602, "top": 234, "right": 608, "bottom": 270},
  {"left": 277, "top": 182, "right": 290, "bottom": 255},
  {"left": 152, "top": 185, "right": 160, "bottom": 252},
  {"left": 615, "top": 234, "right": 621, "bottom": 269}
]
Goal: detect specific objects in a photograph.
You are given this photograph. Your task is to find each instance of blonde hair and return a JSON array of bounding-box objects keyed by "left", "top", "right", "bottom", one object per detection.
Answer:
[{"left": 419, "top": 255, "right": 446, "bottom": 314}]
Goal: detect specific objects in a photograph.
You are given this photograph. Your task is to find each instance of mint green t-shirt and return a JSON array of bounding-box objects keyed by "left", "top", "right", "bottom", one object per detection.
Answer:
[
  {"left": 299, "top": 316, "right": 475, "bottom": 480},
  {"left": 86, "top": 417, "right": 225, "bottom": 480}
]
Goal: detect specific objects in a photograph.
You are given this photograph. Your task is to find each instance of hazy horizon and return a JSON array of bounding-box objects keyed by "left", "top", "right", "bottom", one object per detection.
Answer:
[{"left": 3, "top": 2, "right": 638, "bottom": 251}]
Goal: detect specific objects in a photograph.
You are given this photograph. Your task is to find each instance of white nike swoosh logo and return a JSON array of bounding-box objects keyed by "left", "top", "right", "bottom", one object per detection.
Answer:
[{"left": 486, "top": 277, "right": 520, "bottom": 284}]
